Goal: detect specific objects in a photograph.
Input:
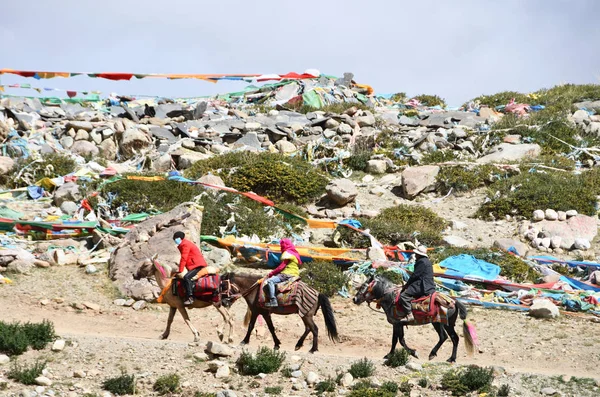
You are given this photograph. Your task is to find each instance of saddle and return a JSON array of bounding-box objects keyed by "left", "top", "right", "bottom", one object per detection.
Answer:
[
  {"left": 172, "top": 274, "right": 221, "bottom": 303},
  {"left": 258, "top": 277, "right": 300, "bottom": 309},
  {"left": 390, "top": 291, "right": 455, "bottom": 325}
]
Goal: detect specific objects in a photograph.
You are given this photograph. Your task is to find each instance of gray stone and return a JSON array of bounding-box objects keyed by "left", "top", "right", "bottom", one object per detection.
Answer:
[
  {"left": 477, "top": 143, "right": 541, "bottom": 164},
  {"left": 541, "top": 237, "right": 551, "bottom": 248},
  {"left": 202, "top": 244, "right": 231, "bottom": 268},
  {"left": 541, "top": 387, "right": 559, "bottom": 396},
  {"left": 535, "top": 215, "right": 597, "bottom": 250},
  {"left": 493, "top": 239, "right": 529, "bottom": 257},
  {"left": 557, "top": 211, "right": 567, "bottom": 221},
  {"left": 369, "top": 186, "right": 386, "bottom": 196},
  {"left": 60, "top": 201, "right": 79, "bottom": 216},
  {"left": 71, "top": 140, "right": 99, "bottom": 157},
  {"left": 54, "top": 183, "right": 81, "bottom": 207},
  {"left": 451, "top": 220, "right": 468, "bottom": 230},
  {"left": 529, "top": 299, "right": 560, "bottom": 319},
  {"left": 215, "top": 365, "right": 230, "bottom": 378},
  {"left": 102, "top": 128, "right": 115, "bottom": 140},
  {"left": 574, "top": 238, "right": 591, "bottom": 250},
  {"left": 573, "top": 110, "right": 589, "bottom": 123},
  {"left": 60, "top": 136, "right": 74, "bottom": 149},
  {"left": 306, "top": 371, "right": 319, "bottom": 385},
  {"left": 52, "top": 340, "right": 66, "bottom": 352},
  {"left": 84, "top": 264, "right": 97, "bottom": 274},
  {"left": 401, "top": 165, "right": 440, "bottom": 199},
  {"left": 73, "top": 370, "right": 86, "bottom": 378},
  {"left": 545, "top": 209, "right": 558, "bottom": 221},
  {"left": 67, "top": 121, "right": 93, "bottom": 132},
  {"left": 0, "top": 354, "right": 9, "bottom": 365},
  {"left": 550, "top": 236, "right": 562, "bottom": 249},
  {"left": 216, "top": 390, "right": 237, "bottom": 397},
  {"left": 533, "top": 210, "right": 545, "bottom": 221},
  {"left": 207, "top": 359, "right": 228, "bottom": 372},
  {"left": 75, "top": 129, "right": 89, "bottom": 141},
  {"left": 211, "top": 144, "right": 230, "bottom": 155},
  {"left": 291, "top": 370, "right": 303, "bottom": 378},
  {"left": 366, "top": 160, "right": 387, "bottom": 174},
  {"left": 566, "top": 210, "right": 578, "bottom": 217},
  {"left": 338, "top": 123, "right": 353, "bottom": 134},
  {"left": 367, "top": 247, "right": 387, "bottom": 261},
  {"left": 357, "top": 114, "right": 376, "bottom": 127},
  {"left": 0, "top": 157, "right": 14, "bottom": 175},
  {"left": 121, "top": 128, "right": 152, "bottom": 156},
  {"left": 323, "top": 129, "right": 337, "bottom": 139},
  {"left": 206, "top": 341, "right": 234, "bottom": 357},
  {"left": 324, "top": 118, "right": 340, "bottom": 129},
  {"left": 113, "top": 298, "right": 127, "bottom": 306},
  {"left": 406, "top": 362, "right": 423, "bottom": 372},
  {"left": 443, "top": 235, "right": 475, "bottom": 249},
  {"left": 132, "top": 300, "right": 147, "bottom": 310},
  {"left": 326, "top": 179, "right": 358, "bottom": 206},
  {"left": 244, "top": 122, "right": 261, "bottom": 131},
  {"left": 275, "top": 140, "right": 297, "bottom": 154},
  {"left": 99, "top": 139, "right": 117, "bottom": 160},
  {"left": 341, "top": 372, "right": 353, "bottom": 387},
  {"left": 235, "top": 131, "right": 262, "bottom": 150},
  {"left": 35, "top": 376, "right": 52, "bottom": 386}
]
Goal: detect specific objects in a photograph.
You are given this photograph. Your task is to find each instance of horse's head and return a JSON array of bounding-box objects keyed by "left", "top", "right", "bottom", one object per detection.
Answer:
[
  {"left": 135, "top": 254, "right": 172, "bottom": 280},
  {"left": 353, "top": 275, "right": 386, "bottom": 305}
]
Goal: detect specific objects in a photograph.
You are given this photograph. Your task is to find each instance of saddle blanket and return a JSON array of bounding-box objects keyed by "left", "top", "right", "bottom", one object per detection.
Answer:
[
  {"left": 258, "top": 278, "right": 300, "bottom": 308},
  {"left": 257, "top": 278, "right": 319, "bottom": 317},
  {"left": 172, "top": 274, "right": 221, "bottom": 303},
  {"left": 390, "top": 291, "right": 454, "bottom": 325}
]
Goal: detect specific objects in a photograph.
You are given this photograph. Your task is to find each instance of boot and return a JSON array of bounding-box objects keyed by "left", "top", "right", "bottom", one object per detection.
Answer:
[
  {"left": 403, "top": 312, "right": 415, "bottom": 323},
  {"left": 183, "top": 297, "right": 194, "bottom": 305},
  {"left": 265, "top": 298, "right": 278, "bottom": 307}
]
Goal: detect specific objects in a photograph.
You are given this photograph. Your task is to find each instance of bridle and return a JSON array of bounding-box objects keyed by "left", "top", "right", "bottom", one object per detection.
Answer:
[{"left": 358, "top": 278, "right": 398, "bottom": 314}]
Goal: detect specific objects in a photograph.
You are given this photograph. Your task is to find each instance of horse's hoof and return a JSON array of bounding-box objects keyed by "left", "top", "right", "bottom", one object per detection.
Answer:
[
  {"left": 240, "top": 340, "right": 248, "bottom": 346},
  {"left": 294, "top": 345, "right": 302, "bottom": 351},
  {"left": 411, "top": 351, "right": 419, "bottom": 359},
  {"left": 447, "top": 358, "right": 456, "bottom": 363},
  {"left": 217, "top": 332, "right": 224, "bottom": 342},
  {"left": 274, "top": 345, "right": 280, "bottom": 351},
  {"left": 309, "top": 349, "right": 317, "bottom": 354},
  {"left": 159, "top": 334, "right": 168, "bottom": 340},
  {"left": 383, "top": 353, "right": 392, "bottom": 360},
  {"left": 429, "top": 354, "right": 436, "bottom": 361}
]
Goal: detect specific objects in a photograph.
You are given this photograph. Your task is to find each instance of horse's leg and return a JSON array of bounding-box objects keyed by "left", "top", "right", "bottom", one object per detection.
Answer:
[
  {"left": 295, "top": 326, "right": 311, "bottom": 351},
  {"left": 160, "top": 306, "right": 177, "bottom": 340},
  {"left": 384, "top": 323, "right": 401, "bottom": 359},
  {"left": 445, "top": 323, "right": 460, "bottom": 363},
  {"left": 429, "top": 322, "right": 448, "bottom": 360},
  {"left": 398, "top": 325, "right": 418, "bottom": 358},
  {"left": 177, "top": 306, "right": 200, "bottom": 342},
  {"left": 262, "top": 313, "right": 282, "bottom": 350},
  {"left": 301, "top": 314, "right": 319, "bottom": 354},
  {"left": 241, "top": 310, "right": 259, "bottom": 345},
  {"left": 213, "top": 303, "right": 233, "bottom": 344}
]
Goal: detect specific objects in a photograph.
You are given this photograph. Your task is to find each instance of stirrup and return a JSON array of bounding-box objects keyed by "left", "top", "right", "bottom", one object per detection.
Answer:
[{"left": 265, "top": 299, "right": 278, "bottom": 307}]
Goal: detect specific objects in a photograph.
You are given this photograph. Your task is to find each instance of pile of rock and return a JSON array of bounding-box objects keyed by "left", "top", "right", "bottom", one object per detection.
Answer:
[{"left": 523, "top": 209, "right": 597, "bottom": 252}]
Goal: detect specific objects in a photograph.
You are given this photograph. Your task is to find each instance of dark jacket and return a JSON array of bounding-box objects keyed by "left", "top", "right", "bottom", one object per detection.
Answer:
[
  {"left": 403, "top": 256, "right": 435, "bottom": 296},
  {"left": 177, "top": 239, "right": 208, "bottom": 273}
]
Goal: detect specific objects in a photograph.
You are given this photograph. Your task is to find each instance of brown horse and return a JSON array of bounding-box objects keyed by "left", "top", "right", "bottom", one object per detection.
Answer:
[
  {"left": 136, "top": 258, "right": 234, "bottom": 343},
  {"left": 222, "top": 272, "right": 339, "bottom": 353}
]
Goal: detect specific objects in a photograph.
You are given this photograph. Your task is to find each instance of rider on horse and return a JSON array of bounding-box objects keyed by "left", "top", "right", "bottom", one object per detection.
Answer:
[
  {"left": 173, "top": 231, "right": 209, "bottom": 305},
  {"left": 263, "top": 238, "right": 302, "bottom": 307},
  {"left": 399, "top": 245, "right": 435, "bottom": 323}
]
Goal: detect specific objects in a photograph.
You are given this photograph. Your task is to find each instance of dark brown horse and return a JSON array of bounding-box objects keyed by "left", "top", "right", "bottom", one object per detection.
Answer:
[
  {"left": 353, "top": 275, "right": 478, "bottom": 363},
  {"left": 222, "top": 272, "right": 339, "bottom": 353}
]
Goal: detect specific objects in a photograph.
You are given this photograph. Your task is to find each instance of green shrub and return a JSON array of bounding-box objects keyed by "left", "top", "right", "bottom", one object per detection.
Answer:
[
  {"left": 429, "top": 247, "right": 540, "bottom": 283},
  {"left": 184, "top": 151, "right": 257, "bottom": 180},
  {"left": 476, "top": 169, "right": 598, "bottom": 219},
  {"left": 375, "top": 268, "right": 405, "bottom": 285},
  {"left": 8, "top": 360, "right": 47, "bottom": 385},
  {"left": 264, "top": 385, "right": 283, "bottom": 395},
  {"left": 391, "top": 92, "right": 407, "bottom": 103},
  {"left": 284, "top": 101, "right": 372, "bottom": 115},
  {"left": 411, "top": 94, "right": 446, "bottom": 108},
  {"left": 280, "top": 365, "right": 293, "bottom": 378},
  {"left": 383, "top": 348, "right": 409, "bottom": 368},
  {"left": 436, "top": 164, "right": 504, "bottom": 195},
  {"left": 236, "top": 347, "right": 286, "bottom": 375},
  {"left": 194, "top": 392, "right": 217, "bottom": 397},
  {"left": 349, "top": 358, "right": 375, "bottom": 379},
  {"left": 301, "top": 260, "right": 349, "bottom": 297},
  {"left": 339, "top": 205, "right": 447, "bottom": 247},
  {"left": 102, "top": 178, "right": 200, "bottom": 213},
  {"left": 398, "top": 380, "right": 412, "bottom": 395},
  {"left": 315, "top": 377, "right": 337, "bottom": 395},
  {"left": 345, "top": 148, "right": 371, "bottom": 171},
  {"left": 3, "top": 153, "right": 78, "bottom": 188},
  {"left": 381, "top": 381, "right": 399, "bottom": 394},
  {"left": 441, "top": 365, "right": 494, "bottom": 396},
  {"left": 349, "top": 380, "right": 396, "bottom": 397},
  {"left": 420, "top": 150, "right": 459, "bottom": 165},
  {"left": 0, "top": 320, "right": 55, "bottom": 356},
  {"left": 22, "top": 320, "right": 56, "bottom": 350},
  {"left": 418, "top": 378, "right": 429, "bottom": 388},
  {"left": 102, "top": 372, "right": 136, "bottom": 395},
  {"left": 467, "top": 91, "right": 531, "bottom": 108},
  {"left": 498, "top": 384, "right": 511, "bottom": 396},
  {"left": 153, "top": 373, "right": 180, "bottom": 395}
]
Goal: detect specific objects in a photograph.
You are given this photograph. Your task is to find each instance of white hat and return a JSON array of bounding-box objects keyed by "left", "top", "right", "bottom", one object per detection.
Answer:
[{"left": 413, "top": 245, "right": 428, "bottom": 257}]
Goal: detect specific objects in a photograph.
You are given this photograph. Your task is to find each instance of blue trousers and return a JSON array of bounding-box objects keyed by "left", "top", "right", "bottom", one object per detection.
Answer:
[{"left": 265, "top": 274, "right": 291, "bottom": 299}]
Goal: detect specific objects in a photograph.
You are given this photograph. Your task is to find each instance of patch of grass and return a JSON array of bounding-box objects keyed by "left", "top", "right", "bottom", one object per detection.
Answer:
[
  {"left": 0, "top": 320, "right": 56, "bottom": 356},
  {"left": 412, "top": 94, "right": 446, "bottom": 108},
  {"left": 153, "top": 373, "right": 180, "bottom": 395},
  {"left": 315, "top": 377, "right": 337, "bottom": 395},
  {"left": 102, "top": 372, "right": 136, "bottom": 395},
  {"left": 436, "top": 164, "right": 507, "bottom": 195},
  {"left": 284, "top": 101, "right": 372, "bottom": 115},
  {"left": 430, "top": 247, "right": 539, "bottom": 283},
  {"left": 280, "top": 365, "right": 293, "bottom": 378},
  {"left": 7, "top": 360, "right": 47, "bottom": 385},
  {"left": 418, "top": 378, "right": 429, "bottom": 388},
  {"left": 382, "top": 381, "right": 399, "bottom": 394},
  {"left": 194, "top": 392, "right": 217, "bottom": 397},
  {"left": 497, "top": 384, "right": 511, "bottom": 396},
  {"left": 467, "top": 91, "right": 531, "bottom": 109},
  {"left": 391, "top": 92, "right": 407, "bottom": 103},
  {"left": 4, "top": 153, "right": 78, "bottom": 189},
  {"left": 383, "top": 349, "right": 409, "bottom": 368},
  {"left": 349, "top": 358, "right": 375, "bottom": 379},
  {"left": 339, "top": 204, "right": 447, "bottom": 247},
  {"left": 345, "top": 148, "right": 372, "bottom": 171},
  {"left": 349, "top": 380, "right": 396, "bottom": 397},
  {"left": 398, "top": 380, "right": 412, "bottom": 395},
  {"left": 264, "top": 385, "right": 283, "bottom": 395},
  {"left": 375, "top": 268, "right": 405, "bottom": 285},
  {"left": 301, "top": 260, "right": 349, "bottom": 297},
  {"left": 236, "top": 347, "right": 286, "bottom": 375},
  {"left": 441, "top": 365, "right": 494, "bottom": 396},
  {"left": 420, "top": 150, "right": 459, "bottom": 165}
]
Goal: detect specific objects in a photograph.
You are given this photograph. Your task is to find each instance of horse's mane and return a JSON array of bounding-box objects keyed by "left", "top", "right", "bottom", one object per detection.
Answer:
[{"left": 222, "top": 272, "right": 261, "bottom": 281}]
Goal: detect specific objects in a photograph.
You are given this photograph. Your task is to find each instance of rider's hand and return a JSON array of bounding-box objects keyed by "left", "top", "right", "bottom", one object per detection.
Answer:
[
  {"left": 176, "top": 272, "right": 184, "bottom": 279},
  {"left": 257, "top": 278, "right": 264, "bottom": 284}
]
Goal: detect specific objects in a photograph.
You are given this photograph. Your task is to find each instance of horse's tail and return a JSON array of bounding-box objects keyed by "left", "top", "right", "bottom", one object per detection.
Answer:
[
  {"left": 318, "top": 294, "right": 340, "bottom": 343},
  {"left": 243, "top": 307, "right": 252, "bottom": 327},
  {"left": 456, "top": 300, "right": 478, "bottom": 356}
]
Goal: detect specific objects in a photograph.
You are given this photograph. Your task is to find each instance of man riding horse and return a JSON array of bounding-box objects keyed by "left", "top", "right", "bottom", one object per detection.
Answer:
[
  {"left": 173, "top": 231, "right": 210, "bottom": 305},
  {"left": 399, "top": 245, "right": 435, "bottom": 322}
]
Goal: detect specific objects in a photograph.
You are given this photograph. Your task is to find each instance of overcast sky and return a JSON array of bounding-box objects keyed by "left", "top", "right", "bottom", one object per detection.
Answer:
[{"left": 2, "top": 0, "right": 599, "bottom": 105}]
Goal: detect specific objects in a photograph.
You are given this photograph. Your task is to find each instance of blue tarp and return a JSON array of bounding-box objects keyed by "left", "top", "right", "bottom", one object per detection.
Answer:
[{"left": 438, "top": 254, "right": 501, "bottom": 281}]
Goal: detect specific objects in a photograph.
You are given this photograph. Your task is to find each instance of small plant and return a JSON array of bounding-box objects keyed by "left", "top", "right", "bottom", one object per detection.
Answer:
[
  {"left": 435, "top": 164, "right": 503, "bottom": 195},
  {"left": 8, "top": 360, "right": 47, "bottom": 385},
  {"left": 264, "top": 385, "right": 283, "bottom": 395},
  {"left": 280, "top": 365, "right": 293, "bottom": 378},
  {"left": 398, "top": 380, "right": 412, "bottom": 395},
  {"left": 383, "top": 349, "right": 409, "bottom": 368},
  {"left": 411, "top": 94, "right": 446, "bottom": 108},
  {"left": 153, "top": 373, "right": 180, "bottom": 395},
  {"left": 0, "top": 320, "right": 56, "bottom": 356},
  {"left": 349, "top": 358, "right": 375, "bottom": 379},
  {"left": 236, "top": 346, "right": 286, "bottom": 375},
  {"left": 350, "top": 379, "right": 395, "bottom": 397},
  {"left": 498, "top": 384, "right": 511, "bottom": 396},
  {"left": 420, "top": 149, "right": 458, "bottom": 165},
  {"left": 441, "top": 365, "right": 494, "bottom": 396},
  {"left": 248, "top": 380, "right": 261, "bottom": 388},
  {"left": 22, "top": 320, "right": 56, "bottom": 350},
  {"left": 194, "top": 392, "right": 217, "bottom": 397},
  {"left": 102, "top": 372, "right": 136, "bottom": 395},
  {"left": 381, "top": 381, "right": 399, "bottom": 393},
  {"left": 315, "top": 377, "right": 337, "bottom": 395},
  {"left": 418, "top": 377, "right": 429, "bottom": 388},
  {"left": 301, "top": 260, "right": 349, "bottom": 297}
]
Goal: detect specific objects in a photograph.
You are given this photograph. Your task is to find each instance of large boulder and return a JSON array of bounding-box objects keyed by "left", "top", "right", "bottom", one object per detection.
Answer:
[
  {"left": 493, "top": 238, "right": 529, "bottom": 257},
  {"left": 529, "top": 299, "right": 559, "bottom": 319},
  {"left": 326, "top": 179, "right": 358, "bottom": 206},
  {"left": 366, "top": 160, "right": 387, "bottom": 174},
  {"left": 70, "top": 141, "right": 99, "bottom": 157},
  {"left": 477, "top": 143, "right": 541, "bottom": 164},
  {"left": 108, "top": 203, "right": 203, "bottom": 298},
  {"left": 534, "top": 215, "right": 598, "bottom": 250},
  {"left": 99, "top": 139, "right": 117, "bottom": 160},
  {"left": 202, "top": 244, "right": 231, "bottom": 268},
  {"left": 120, "top": 128, "right": 152, "bottom": 156},
  {"left": 198, "top": 174, "right": 226, "bottom": 187},
  {"left": 401, "top": 165, "right": 440, "bottom": 199},
  {"left": 443, "top": 235, "right": 475, "bottom": 249},
  {"left": 53, "top": 182, "right": 82, "bottom": 207},
  {"left": 0, "top": 156, "right": 15, "bottom": 175}
]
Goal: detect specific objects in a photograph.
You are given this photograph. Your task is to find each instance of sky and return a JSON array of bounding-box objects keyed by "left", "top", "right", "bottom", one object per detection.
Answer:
[{"left": 2, "top": 0, "right": 600, "bottom": 106}]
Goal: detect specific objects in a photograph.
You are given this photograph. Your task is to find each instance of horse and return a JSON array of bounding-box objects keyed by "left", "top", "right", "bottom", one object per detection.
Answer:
[
  {"left": 222, "top": 272, "right": 339, "bottom": 353},
  {"left": 353, "top": 275, "right": 478, "bottom": 363},
  {"left": 135, "top": 257, "right": 234, "bottom": 343}
]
